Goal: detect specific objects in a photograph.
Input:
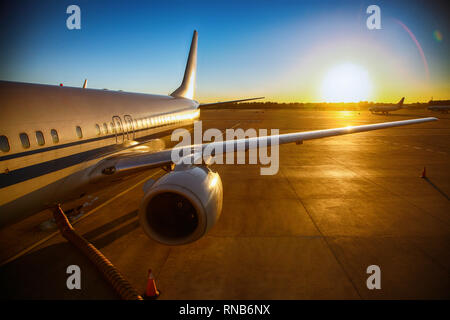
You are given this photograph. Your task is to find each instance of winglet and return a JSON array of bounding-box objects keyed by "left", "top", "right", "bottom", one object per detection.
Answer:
[
  {"left": 82, "top": 79, "right": 87, "bottom": 89},
  {"left": 171, "top": 30, "right": 198, "bottom": 100},
  {"left": 398, "top": 97, "right": 405, "bottom": 107}
]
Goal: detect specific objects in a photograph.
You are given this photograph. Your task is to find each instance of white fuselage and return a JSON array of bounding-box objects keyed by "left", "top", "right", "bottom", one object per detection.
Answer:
[{"left": 0, "top": 81, "right": 199, "bottom": 226}]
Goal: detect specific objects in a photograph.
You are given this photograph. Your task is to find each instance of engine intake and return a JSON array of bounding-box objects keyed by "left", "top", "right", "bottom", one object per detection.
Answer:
[{"left": 138, "top": 166, "right": 223, "bottom": 245}]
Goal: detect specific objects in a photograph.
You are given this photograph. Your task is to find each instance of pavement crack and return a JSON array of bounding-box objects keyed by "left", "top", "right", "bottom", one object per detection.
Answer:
[
  {"left": 156, "top": 247, "right": 172, "bottom": 279},
  {"left": 280, "top": 168, "right": 364, "bottom": 299}
]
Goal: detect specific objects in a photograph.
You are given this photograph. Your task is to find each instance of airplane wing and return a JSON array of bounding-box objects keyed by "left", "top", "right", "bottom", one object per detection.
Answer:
[
  {"left": 199, "top": 97, "right": 264, "bottom": 108},
  {"left": 88, "top": 117, "right": 437, "bottom": 181}
]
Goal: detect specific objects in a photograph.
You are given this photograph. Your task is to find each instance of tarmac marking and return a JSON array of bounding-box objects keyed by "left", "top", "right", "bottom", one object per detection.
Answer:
[
  {"left": 0, "top": 169, "right": 162, "bottom": 267},
  {"left": 230, "top": 122, "right": 241, "bottom": 130}
]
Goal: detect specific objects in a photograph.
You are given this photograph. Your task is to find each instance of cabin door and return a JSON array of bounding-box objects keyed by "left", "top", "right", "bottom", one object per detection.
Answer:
[
  {"left": 112, "top": 116, "right": 125, "bottom": 144},
  {"left": 123, "top": 115, "right": 135, "bottom": 140}
]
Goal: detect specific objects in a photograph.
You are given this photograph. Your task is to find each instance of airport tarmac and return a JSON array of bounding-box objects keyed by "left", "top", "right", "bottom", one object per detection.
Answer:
[{"left": 0, "top": 108, "right": 449, "bottom": 299}]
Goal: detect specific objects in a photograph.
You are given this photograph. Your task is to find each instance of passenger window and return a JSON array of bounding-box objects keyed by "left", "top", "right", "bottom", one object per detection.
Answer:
[
  {"left": 19, "top": 133, "right": 30, "bottom": 149},
  {"left": 50, "top": 129, "right": 59, "bottom": 143},
  {"left": 76, "top": 126, "right": 83, "bottom": 139},
  {"left": 103, "top": 123, "right": 108, "bottom": 134},
  {"left": 35, "top": 131, "right": 45, "bottom": 146},
  {"left": 0, "top": 135, "right": 10, "bottom": 152},
  {"left": 95, "top": 124, "right": 101, "bottom": 136}
]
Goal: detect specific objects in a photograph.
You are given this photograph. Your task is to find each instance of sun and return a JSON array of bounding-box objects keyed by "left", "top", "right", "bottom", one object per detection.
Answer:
[{"left": 321, "top": 63, "right": 372, "bottom": 102}]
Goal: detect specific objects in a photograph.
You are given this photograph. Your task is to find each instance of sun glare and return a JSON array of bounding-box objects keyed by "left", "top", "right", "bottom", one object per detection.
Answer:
[{"left": 321, "top": 63, "right": 372, "bottom": 102}]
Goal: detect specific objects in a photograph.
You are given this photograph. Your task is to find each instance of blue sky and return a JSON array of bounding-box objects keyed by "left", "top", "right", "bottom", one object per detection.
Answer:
[{"left": 0, "top": 0, "right": 449, "bottom": 102}]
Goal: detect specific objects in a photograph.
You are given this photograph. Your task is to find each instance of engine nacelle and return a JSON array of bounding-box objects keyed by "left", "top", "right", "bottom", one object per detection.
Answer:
[{"left": 138, "top": 166, "right": 223, "bottom": 245}]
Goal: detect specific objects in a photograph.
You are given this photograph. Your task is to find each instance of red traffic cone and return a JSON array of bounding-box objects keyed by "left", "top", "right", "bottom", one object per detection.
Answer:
[
  {"left": 144, "top": 269, "right": 160, "bottom": 299},
  {"left": 421, "top": 166, "right": 427, "bottom": 179}
]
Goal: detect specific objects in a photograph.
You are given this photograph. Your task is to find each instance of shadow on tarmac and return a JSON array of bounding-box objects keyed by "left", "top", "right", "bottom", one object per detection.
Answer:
[
  {"left": 0, "top": 210, "right": 140, "bottom": 299},
  {"left": 423, "top": 177, "right": 450, "bottom": 201}
]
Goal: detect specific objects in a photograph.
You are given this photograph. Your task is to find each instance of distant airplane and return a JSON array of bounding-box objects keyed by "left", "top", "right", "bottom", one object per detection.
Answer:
[
  {"left": 428, "top": 99, "right": 450, "bottom": 113},
  {"left": 369, "top": 97, "right": 405, "bottom": 115},
  {"left": 0, "top": 31, "right": 437, "bottom": 245},
  {"left": 428, "top": 106, "right": 450, "bottom": 113}
]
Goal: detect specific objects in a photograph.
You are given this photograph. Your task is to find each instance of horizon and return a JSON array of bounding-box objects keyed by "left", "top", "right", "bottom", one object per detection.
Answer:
[
  {"left": 209, "top": 99, "right": 449, "bottom": 105},
  {"left": 0, "top": 0, "right": 449, "bottom": 103}
]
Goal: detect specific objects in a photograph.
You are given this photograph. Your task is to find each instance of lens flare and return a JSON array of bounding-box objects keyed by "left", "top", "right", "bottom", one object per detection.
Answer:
[
  {"left": 393, "top": 19, "right": 430, "bottom": 81},
  {"left": 433, "top": 30, "right": 443, "bottom": 42}
]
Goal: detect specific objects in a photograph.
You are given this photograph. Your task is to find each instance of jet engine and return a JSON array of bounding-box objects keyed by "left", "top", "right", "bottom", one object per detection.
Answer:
[{"left": 138, "top": 166, "right": 223, "bottom": 245}]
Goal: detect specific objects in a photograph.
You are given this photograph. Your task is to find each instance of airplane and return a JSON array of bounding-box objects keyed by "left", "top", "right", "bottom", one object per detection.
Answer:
[
  {"left": 428, "top": 106, "right": 450, "bottom": 113},
  {"left": 0, "top": 31, "right": 437, "bottom": 246},
  {"left": 427, "top": 99, "right": 450, "bottom": 113},
  {"left": 369, "top": 97, "right": 405, "bottom": 115}
]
